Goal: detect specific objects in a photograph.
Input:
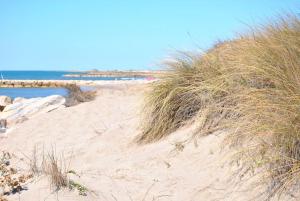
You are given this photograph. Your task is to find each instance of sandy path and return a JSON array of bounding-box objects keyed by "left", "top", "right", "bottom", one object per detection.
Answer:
[{"left": 0, "top": 84, "right": 272, "bottom": 201}]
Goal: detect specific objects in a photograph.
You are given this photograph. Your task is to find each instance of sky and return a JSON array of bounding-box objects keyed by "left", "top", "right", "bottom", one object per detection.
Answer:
[{"left": 0, "top": 0, "right": 299, "bottom": 71}]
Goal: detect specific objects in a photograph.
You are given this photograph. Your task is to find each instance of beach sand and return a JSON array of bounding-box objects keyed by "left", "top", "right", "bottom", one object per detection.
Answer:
[{"left": 0, "top": 82, "right": 274, "bottom": 201}]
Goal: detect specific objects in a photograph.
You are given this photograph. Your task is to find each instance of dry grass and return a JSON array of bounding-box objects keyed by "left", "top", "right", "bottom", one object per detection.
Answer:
[
  {"left": 139, "top": 14, "right": 300, "bottom": 198},
  {"left": 42, "top": 149, "right": 69, "bottom": 190},
  {"left": 29, "top": 145, "right": 40, "bottom": 176},
  {"left": 64, "top": 84, "right": 96, "bottom": 107},
  {"left": 136, "top": 49, "right": 232, "bottom": 143},
  {"left": 223, "top": 15, "right": 300, "bottom": 199},
  {"left": 28, "top": 147, "right": 88, "bottom": 196}
]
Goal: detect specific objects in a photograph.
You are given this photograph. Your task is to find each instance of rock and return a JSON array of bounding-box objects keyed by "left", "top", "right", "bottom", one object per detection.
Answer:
[
  {"left": 13, "top": 97, "right": 27, "bottom": 104},
  {"left": 0, "top": 96, "right": 12, "bottom": 107},
  {"left": 0, "top": 95, "right": 66, "bottom": 126},
  {"left": 0, "top": 106, "right": 5, "bottom": 112},
  {"left": 0, "top": 119, "right": 7, "bottom": 128}
]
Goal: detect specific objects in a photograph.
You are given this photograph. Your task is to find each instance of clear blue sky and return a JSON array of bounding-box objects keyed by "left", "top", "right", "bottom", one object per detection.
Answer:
[{"left": 0, "top": 0, "right": 299, "bottom": 71}]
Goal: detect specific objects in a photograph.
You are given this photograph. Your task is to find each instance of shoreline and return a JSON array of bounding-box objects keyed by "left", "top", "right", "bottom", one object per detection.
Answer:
[{"left": 63, "top": 70, "right": 166, "bottom": 78}]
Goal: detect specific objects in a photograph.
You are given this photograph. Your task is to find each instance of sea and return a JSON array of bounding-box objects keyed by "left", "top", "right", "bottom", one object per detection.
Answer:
[{"left": 0, "top": 70, "right": 138, "bottom": 99}]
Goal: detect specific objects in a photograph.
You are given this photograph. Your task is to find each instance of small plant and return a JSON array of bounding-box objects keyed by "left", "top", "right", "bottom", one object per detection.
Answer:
[
  {"left": 31, "top": 147, "right": 88, "bottom": 196},
  {"left": 67, "top": 170, "right": 88, "bottom": 196},
  {"left": 42, "top": 150, "right": 69, "bottom": 190},
  {"left": 29, "top": 145, "right": 40, "bottom": 175},
  {"left": 64, "top": 84, "right": 96, "bottom": 107},
  {"left": 173, "top": 142, "right": 185, "bottom": 152},
  {"left": 69, "top": 180, "right": 88, "bottom": 196}
]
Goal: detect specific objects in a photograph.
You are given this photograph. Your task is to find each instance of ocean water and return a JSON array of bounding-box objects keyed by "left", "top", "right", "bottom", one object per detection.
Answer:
[
  {"left": 0, "top": 88, "right": 68, "bottom": 99},
  {"left": 0, "top": 71, "right": 108, "bottom": 99}
]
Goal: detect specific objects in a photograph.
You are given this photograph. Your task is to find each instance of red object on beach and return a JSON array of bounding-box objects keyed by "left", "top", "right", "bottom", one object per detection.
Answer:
[{"left": 146, "top": 76, "right": 155, "bottom": 81}]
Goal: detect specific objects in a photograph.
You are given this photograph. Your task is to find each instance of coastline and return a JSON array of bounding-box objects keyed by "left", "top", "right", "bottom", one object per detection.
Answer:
[
  {"left": 0, "top": 79, "right": 152, "bottom": 129},
  {"left": 63, "top": 70, "right": 167, "bottom": 78}
]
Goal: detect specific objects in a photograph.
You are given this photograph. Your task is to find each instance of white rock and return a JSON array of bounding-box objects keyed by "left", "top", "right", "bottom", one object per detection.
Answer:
[
  {"left": 13, "top": 97, "right": 27, "bottom": 104},
  {"left": 0, "top": 96, "right": 12, "bottom": 106},
  {"left": 0, "top": 95, "right": 66, "bottom": 126}
]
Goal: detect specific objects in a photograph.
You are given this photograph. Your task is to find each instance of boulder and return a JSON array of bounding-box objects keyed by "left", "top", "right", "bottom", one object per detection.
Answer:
[
  {"left": 13, "top": 97, "right": 27, "bottom": 104},
  {"left": 0, "top": 95, "right": 66, "bottom": 126},
  {"left": 0, "top": 106, "right": 5, "bottom": 112},
  {"left": 0, "top": 96, "right": 12, "bottom": 107}
]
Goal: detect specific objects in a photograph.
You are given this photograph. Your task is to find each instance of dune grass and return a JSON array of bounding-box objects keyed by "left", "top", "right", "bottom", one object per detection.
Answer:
[
  {"left": 42, "top": 149, "right": 70, "bottom": 190},
  {"left": 27, "top": 146, "right": 88, "bottom": 196},
  {"left": 224, "top": 16, "right": 300, "bottom": 198},
  {"left": 136, "top": 46, "right": 234, "bottom": 143},
  {"left": 42, "top": 150, "right": 88, "bottom": 196},
  {"left": 64, "top": 84, "right": 96, "bottom": 107},
  {"left": 139, "top": 14, "right": 300, "bottom": 198}
]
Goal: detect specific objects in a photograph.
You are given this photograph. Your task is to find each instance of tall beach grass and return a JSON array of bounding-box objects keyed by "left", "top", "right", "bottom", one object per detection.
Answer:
[{"left": 139, "top": 14, "right": 300, "bottom": 198}]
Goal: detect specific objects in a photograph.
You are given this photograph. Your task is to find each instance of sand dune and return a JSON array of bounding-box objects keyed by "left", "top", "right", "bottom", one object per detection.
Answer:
[{"left": 0, "top": 83, "right": 291, "bottom": 201}]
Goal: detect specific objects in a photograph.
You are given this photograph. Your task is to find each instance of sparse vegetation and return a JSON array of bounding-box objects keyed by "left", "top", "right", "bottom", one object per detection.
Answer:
[
  {"left": 64, "top": 84, "right": 96, "bottom": 107},
  {"left": 0, "top": 151, "right": 33, "bottom": 199},
  {"left": 69, "top": 180, "right": 88, "bottom": 196},
  {"left": 139, "top": 14, "right": 300, "bottom": 198},
  {"left": 29, "top": 147, "right": 88, "bottom": 196},
  {"left": 42, "top": 149, "right": 69, "bottom": 190},
  {"left": 29, "top": 145, "right": 40, "bottom": 176}
]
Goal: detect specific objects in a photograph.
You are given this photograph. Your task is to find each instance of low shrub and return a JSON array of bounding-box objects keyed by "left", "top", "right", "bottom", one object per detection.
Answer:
[{"left": 64, "top": 84, "right": 96, "bottom": 107}]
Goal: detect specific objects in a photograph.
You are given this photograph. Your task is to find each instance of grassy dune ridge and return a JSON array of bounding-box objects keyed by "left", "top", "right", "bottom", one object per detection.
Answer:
[{"left": 138, "top": 14, "right": 300, "bottom": 198}]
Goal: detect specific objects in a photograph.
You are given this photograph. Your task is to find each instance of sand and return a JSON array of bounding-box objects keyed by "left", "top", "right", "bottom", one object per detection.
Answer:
[{"left": 0, "top": 82, "right": 289, "bottom": 201}]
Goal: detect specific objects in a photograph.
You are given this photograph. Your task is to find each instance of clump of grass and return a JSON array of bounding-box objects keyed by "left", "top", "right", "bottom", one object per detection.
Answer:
[
  {"left": 29, "top": 145, "right": 41, "bottom": 176},
  {"left": 28, "top": 146, "right": 88, "bottom": 196},
  {"left": 136, "top": 48, "right": 234, "bottom": 143},
  {"left": 42, "top": 149, "right": 69, "bottom": 190},
  {"left": 64, "top": 84, "right": 96, "bottom": 107},
  {"left": 136, "top": 56, "right": 203, "bottom": 143},
  {"left": 223, "top": 15, "right": 300, "bottom": 199},
  {"left": 139, "top": 13, "right": 300, "bottom": 198}
]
